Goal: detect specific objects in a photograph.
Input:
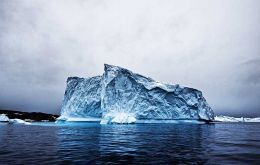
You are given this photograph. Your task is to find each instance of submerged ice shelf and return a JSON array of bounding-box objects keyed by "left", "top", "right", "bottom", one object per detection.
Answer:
[{"left": 58, "top": 64, "right": 215, "bottom": 124}]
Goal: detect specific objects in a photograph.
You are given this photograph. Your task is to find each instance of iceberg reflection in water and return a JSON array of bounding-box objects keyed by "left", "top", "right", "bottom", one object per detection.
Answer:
[
  {"left": 55, "top": 123, "right": 209, "bottom": 164},
  {"left": 0, "top": 122, "right": 260, "bottom": 164}
]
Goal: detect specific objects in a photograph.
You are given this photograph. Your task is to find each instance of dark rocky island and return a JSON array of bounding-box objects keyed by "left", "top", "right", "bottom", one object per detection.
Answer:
[{"left": 0, "top": 109, "right": 58, "bottom": 122}]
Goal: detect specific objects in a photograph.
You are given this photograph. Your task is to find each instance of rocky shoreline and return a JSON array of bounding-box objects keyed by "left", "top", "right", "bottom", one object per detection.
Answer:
[{"left": 0, "top": 109, "right": 59, "bottom": 122}]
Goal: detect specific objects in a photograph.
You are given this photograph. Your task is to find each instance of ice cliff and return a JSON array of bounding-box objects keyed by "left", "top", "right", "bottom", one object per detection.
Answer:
[
  {"left": 59, "top": 64, "right": 214, "bottom": 124},
  {"left": 60, "top": 76, "right": 102, "bottom": 119}
]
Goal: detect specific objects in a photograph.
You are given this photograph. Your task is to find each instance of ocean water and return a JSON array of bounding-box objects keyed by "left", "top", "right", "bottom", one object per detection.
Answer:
[{"left": 0, "top": 122, "right": 260, "bottom": 164}]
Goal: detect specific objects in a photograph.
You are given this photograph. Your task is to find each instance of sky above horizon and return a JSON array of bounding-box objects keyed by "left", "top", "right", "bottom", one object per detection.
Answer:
[{"left": 0, "top": 0, "right": 260, "bottom": 117}]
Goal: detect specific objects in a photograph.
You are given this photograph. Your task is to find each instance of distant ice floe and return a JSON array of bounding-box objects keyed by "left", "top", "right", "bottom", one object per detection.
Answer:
[
  {"left": 9, "top": 119, "right": 31, "bottom": 125},
  {"left": 214, "top": 115, "right": 260, "bottom": 122},
  {"left": 0, "top": 114, "right": 9, "bottom": 122},
  {"left": 0, "top": 114, "right": 31, "bottom": 125}
]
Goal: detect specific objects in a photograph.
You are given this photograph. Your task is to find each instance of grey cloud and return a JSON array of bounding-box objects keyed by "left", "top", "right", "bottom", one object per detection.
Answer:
[
  {"left": 241, "top": 59, "right": 260, "bottom": 84},
  {"left": 0, "top": 0, "right": 260, "bottom": 116}
]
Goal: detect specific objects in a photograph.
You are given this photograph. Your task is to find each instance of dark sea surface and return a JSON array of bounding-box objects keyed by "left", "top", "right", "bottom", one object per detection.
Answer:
[{"left": 0, "top": 122, "right": 260, "bottom": 165}]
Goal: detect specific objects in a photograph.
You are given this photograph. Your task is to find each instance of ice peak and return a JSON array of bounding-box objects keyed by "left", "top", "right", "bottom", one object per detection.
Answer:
[
  {"left": 104, "top": 64, "right": 134, "bottom": 76},
  {"left": 104, "top": 63, "right": 125, "bottom": 70}
]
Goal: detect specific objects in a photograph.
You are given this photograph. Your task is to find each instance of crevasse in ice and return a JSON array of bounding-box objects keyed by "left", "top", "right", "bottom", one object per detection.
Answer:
[{"left": 59, "top": 64, "right": 215, "bottom": 124}]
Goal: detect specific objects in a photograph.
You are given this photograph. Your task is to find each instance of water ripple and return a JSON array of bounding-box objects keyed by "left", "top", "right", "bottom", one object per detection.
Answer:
[{"left": 0, "top": 123, "right": 260, "bottom": 164}]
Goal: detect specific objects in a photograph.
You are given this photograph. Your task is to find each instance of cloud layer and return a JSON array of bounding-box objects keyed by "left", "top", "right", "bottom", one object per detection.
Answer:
[{"left": 0, "top": 0, "right": 260, "bottom": 116}]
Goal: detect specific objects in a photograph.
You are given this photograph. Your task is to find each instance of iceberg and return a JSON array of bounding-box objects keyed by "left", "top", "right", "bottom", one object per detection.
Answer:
[
  {"left": 0, "top": 114, "right": 9, "bottom": 122},
  {"left": 0, "top": 114, "right": 31, "bottom": 124},
  {"left": 59, "top": 64, "right": 214, "bottom": 124},
  {"left": 246, "top": 118, "right": 260, "bottom": 122},
  {"left": 9, "top": 119, "right": 31, "bottom": 125}
]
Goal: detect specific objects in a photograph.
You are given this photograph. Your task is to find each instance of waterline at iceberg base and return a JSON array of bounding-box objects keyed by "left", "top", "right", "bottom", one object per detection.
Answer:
[{"left": 57, "top": 64, "right": 215, "bottom": 124}]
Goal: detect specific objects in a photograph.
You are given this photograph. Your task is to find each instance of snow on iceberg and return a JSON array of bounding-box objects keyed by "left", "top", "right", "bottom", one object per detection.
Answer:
[
  {"left": 0, "top": 114, "right": 9, "bottom": 122},
  {"left": 59, "top": 64, "right": 215, "bottom": 124}
]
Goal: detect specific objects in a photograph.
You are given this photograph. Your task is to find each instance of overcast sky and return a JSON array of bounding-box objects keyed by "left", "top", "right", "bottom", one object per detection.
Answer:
[{"left": 0, "top": 0, "right": 259, "bottom": 117}]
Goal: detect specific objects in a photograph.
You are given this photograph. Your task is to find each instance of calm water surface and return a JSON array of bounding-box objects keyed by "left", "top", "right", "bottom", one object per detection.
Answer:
[{"left": 0, "top": 122, "right": 260, "bottom": 164}]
